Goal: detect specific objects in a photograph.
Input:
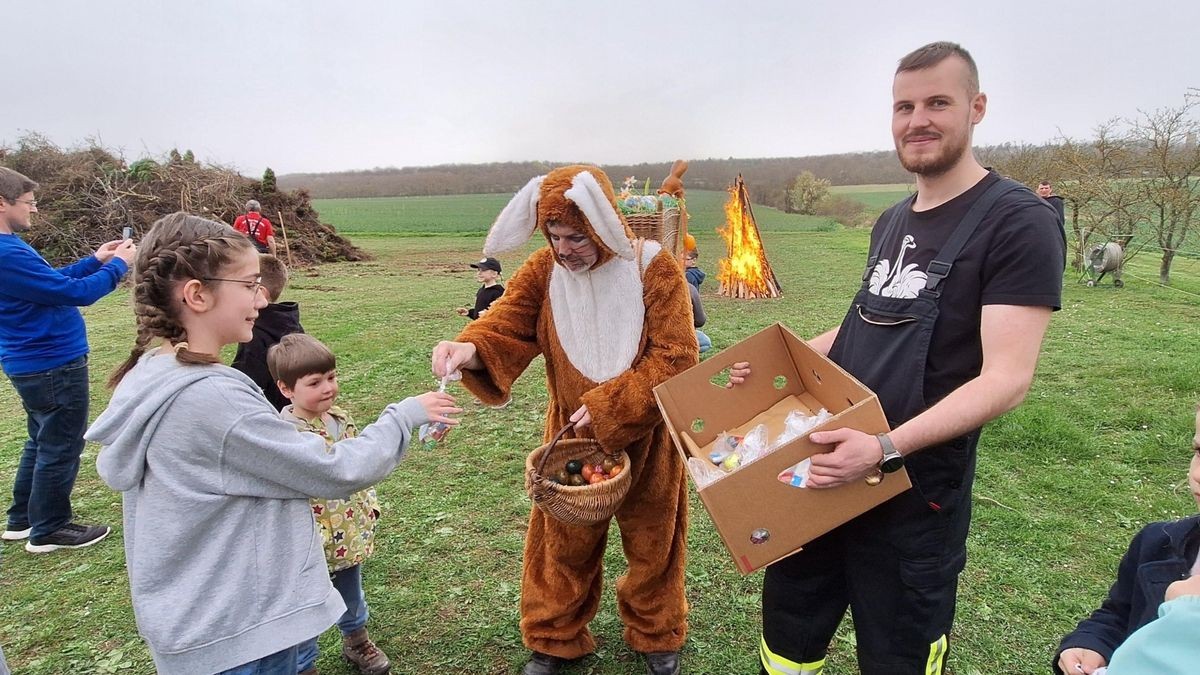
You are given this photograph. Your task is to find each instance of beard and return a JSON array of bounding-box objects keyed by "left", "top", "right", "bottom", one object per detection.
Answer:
[{"left": 895, "top": 129, "right": 971, "bottom": 178}]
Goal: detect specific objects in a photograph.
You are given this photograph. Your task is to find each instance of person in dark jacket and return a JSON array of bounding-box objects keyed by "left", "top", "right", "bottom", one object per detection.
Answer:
[
  {"left": 231, "top": 255, "right": 303, "bottom": 410},
  {"left": 1055, "top": 405, "right": 1200, "bottom": 674},
  {"left": 456, "top": 256, "right": 505, "bottom": 320}
]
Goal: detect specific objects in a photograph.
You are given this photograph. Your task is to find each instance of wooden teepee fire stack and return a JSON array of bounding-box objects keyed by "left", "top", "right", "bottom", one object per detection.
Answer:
[{"left": 717, "top": 175, "right": 783, "bottom": 299}]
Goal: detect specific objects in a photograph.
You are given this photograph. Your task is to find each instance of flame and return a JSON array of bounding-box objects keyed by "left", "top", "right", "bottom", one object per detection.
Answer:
[{"left": 717, "top": 179, "right": 777, "bottom": 297}]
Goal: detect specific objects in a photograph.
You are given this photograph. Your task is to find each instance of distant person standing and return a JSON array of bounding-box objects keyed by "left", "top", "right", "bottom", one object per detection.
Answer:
[
  {"left": 1037, "top": 180, "right": 1066, "bottom": 223},
  {"left": 233, "top": 199, "right": 276, "bottom": 254},
  {"left": 456, "top": 256, "right": 505, "bottom": 320},
  {"left": 0, "top": 166, "right": 135, "bottom": 552}
]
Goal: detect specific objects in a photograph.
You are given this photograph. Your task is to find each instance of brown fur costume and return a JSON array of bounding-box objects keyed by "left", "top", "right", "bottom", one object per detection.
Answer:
[{"left": 457, "top": 165, "right": 699, "bottom": 658}]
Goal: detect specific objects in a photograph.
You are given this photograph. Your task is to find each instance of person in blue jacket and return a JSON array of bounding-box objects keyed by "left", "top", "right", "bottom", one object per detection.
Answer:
[
  {"left": 1055, "top": 404, "right": 1200, "bottom": 674},
  {"left": 1106, "top": 577, "right": 1200, "bottom": 675},
  {"left": 0, "top": 167, "right": 136, "bottom": 553}
]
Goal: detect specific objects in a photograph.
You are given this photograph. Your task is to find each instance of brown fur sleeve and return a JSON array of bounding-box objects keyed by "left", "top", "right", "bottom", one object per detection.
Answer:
[
  {"left": 456, "top": 249, "right": 551, "bottom": 404},
  {"left": 582, "top": 250, "right": 699, "bottom": 453}
]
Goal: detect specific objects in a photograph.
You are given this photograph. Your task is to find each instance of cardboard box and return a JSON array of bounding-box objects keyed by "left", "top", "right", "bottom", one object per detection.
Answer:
[{"left": 653, "top": 322, "right": 911, "bottom": 574}]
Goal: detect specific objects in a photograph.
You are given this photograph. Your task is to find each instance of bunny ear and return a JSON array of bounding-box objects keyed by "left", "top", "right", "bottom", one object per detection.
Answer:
[
  {"left": 484, "top": 175, "right": 546, "bottom": 257},
  {"left": 564, "top": 170, "right": 634, "bottom": 260}
]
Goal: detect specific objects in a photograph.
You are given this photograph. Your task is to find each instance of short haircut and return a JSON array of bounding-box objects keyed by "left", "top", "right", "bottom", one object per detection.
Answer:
[
  {"left": 897, "top": 41, "right": 979, "bottom": 97},
  {"left": 258, "top": 254, "right": 289, "bottom": 302},
  {"left": 1039, "top": 180, "right": 1052, "bottom": 187},
  {"left": 267, "top": 333, "right": 336, "bottom": 389},
  {"left": 0, "top": 167, "right": 39, "bottom": 203},
  {"left": 245, "top": 199, "right": 261, "bottom": 212}
]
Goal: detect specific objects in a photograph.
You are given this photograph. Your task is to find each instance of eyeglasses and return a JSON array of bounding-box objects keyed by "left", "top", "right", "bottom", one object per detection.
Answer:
[
  {"left": 13, "top": 199, "right": 37, "bottom": 208},
  {"left": 202, "top": 276, "right": 265, "bottom": 295}
]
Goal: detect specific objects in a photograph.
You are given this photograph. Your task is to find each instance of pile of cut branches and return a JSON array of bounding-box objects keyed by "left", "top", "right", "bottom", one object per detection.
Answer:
[{"left": 0, "top": 133, "right": 364, "bottom": 266}]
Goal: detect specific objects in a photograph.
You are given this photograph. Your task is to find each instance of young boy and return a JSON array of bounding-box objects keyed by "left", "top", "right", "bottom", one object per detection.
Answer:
[
  {"left": 683, "top": 249, "right": 705, "bottom": 289},
  {"left": 455, "top": 256, "right": 504, "bottom": 319},
  {"left": 232, "top": 254, "right": 303, "bottom": 410},
  {"left": 1055, "top": 404, "right": 1200, "bottom": 675},
  {"left": 268, "top": 334, "right": 388, "bottom": 675}
]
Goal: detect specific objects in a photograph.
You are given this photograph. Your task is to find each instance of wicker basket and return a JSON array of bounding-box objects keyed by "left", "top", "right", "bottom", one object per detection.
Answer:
[
  {"left": 625, "top": 206, "right": 682, "bottom": 256},
  {"left": 525, "top": 424, "right": 632, "bottom": 526}
]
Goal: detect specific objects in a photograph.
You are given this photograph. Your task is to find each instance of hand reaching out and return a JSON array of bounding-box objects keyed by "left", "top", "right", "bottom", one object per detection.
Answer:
[{"left": 415, "top": 391, "right": 462, "bottom": 425}]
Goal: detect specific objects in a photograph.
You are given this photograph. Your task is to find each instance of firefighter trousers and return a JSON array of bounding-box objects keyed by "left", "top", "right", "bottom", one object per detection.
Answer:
[{"left": 760, "top": 484, "right": 971, "bottom": 675}]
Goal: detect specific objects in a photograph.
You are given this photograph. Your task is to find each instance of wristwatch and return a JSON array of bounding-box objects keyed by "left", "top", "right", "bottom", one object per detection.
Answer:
[{"left": 876, "top": 433, "right": 905, "bottom": 474}]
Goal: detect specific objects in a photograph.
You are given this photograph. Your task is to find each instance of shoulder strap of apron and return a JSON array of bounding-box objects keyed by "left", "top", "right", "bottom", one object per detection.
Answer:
[
  {"left": 919, "top": 176, "right": 1026, "bottom": 299},
  {"left": 861, "top": 193, "right": 917, "bottom": 284}
]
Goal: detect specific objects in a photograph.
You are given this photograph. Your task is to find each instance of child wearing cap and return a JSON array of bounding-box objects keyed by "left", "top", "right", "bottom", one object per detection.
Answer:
[{"left": 456, "top": 256, "right": 505, "bottom": 320}]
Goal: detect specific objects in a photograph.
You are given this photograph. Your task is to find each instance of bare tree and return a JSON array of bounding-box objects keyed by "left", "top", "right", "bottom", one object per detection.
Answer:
[
  {"left": 1127, "top": 97, "right": 1200, "bottom": 285},
  {"left": 1053, "top": 122, "right": 1145, "bottom": 273}
]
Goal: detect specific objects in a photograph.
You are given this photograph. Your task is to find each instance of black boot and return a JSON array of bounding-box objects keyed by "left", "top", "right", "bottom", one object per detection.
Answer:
[
  {"left": 523, "top": 651, "right": 569, "bottom": 675},
  {"left": 642, "top": 651, "right": 681, "bottom": 675}
]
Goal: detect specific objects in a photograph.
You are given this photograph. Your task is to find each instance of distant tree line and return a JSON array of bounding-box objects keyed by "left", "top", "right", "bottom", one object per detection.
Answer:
[{"left": 278, "top": 152, "right": 918, "bottom": 206}]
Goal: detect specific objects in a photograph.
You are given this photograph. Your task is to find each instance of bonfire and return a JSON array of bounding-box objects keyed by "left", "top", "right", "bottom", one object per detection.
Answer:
[{"left": 717, "top": 175, "right": 782, "bottom": 299}]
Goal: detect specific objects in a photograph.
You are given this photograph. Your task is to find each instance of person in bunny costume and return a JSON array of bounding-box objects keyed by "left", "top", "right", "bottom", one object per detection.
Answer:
[{"left": 432, "top": 165, "right": 698, "bottom": 675}]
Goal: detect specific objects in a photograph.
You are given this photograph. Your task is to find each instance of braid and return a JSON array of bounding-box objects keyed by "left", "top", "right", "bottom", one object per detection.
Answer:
[{"left": 107, "top": 212, "right": 253, "bottom": 388}]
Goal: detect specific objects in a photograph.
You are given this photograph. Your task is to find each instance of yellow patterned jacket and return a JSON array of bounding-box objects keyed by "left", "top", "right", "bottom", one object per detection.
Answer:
[{"left": 281, "top": 405, "right": 381, "bottom": 572}]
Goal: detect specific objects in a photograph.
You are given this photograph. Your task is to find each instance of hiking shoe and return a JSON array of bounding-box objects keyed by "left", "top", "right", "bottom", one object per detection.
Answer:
[
  {"left": 342, "top": 627, "right": 390, "bottom": 674},
  {"left": 24, "top": 522, "right": 111, "bottom": 553},
  {"left": 523, "top": 652, "right": 569, "bottom": 675},
  {"left": 299, "top": 668, "right": 318, "bottom": 675},
  {"left": 642, "top": 651, "right": 681, "bottom": 675},
  {"left": 2, "top": 525, "right": 31, "bottom": 541}
]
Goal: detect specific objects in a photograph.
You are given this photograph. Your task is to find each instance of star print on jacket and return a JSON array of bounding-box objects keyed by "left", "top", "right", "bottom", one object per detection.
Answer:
[{"left": 281, "top": 404, "right": 382, "bottom": 572}]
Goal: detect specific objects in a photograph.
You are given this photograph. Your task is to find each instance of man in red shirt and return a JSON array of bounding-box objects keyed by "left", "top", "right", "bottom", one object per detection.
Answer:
[{"left": 233, "top": 200, "right": 276, "bottom": 254}]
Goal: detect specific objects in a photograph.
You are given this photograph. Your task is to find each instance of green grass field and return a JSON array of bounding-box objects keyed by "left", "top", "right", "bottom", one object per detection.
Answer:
[
  {"left": 313, "top": 186, "right": 913, "bottom": 236},
  {"left": 1, "top": 206, "right": 1198, "bottom": 673}
]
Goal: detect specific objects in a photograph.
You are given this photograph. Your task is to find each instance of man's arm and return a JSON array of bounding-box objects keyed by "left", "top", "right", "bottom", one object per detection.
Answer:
[
  {"left": 806, "top": 326, "right": 840, "bottom": 357},
  {"left": 888, "top": 304, "right": 1051, "bottom": 453},
  {"left": 805, "top": 304, "right": 1052, "bottom": 487},
  {"left": 267, "top": 235, "right": 277, "bottom": 255}
]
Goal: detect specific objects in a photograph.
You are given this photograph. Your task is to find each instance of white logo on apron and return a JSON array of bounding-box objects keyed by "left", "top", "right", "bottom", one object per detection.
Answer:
[{"left": 868, "top": 234, "right": 928, "bottom": 299}]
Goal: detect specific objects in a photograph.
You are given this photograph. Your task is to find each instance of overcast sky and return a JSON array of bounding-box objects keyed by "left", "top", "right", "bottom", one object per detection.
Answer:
[{"left": 7, "top": 1, "right": 1198, "bottom": 177}]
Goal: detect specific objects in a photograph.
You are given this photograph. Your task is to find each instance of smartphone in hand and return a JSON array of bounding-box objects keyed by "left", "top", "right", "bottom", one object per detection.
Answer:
[{"left": 122, "top": 226, "right": 133, "bottom": 240}]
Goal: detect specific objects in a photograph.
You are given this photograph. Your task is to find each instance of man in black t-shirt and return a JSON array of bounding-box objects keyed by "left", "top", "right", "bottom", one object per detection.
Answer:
[
  {"left": 746, "top": 42, "right": 1065, "bottom": 675},
  {"left": 1038, "top": 180, "right": 1067, "bottom": 223}
]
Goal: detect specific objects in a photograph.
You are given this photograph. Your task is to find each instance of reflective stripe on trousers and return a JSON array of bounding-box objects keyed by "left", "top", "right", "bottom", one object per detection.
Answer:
[
  {"left": 926, "top": 634, "right": 948, "bottom": 675},
  {"left": 760, "top": 633, "right": 948, "bottom": 675},
  {"left": 760, "top": 635, "right": 824, "bottom": 675}
]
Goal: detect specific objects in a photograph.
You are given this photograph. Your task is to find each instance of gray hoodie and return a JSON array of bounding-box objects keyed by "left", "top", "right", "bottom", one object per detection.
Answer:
[{"left": 87, "top": 350, "right": 429, "bottom": 675}]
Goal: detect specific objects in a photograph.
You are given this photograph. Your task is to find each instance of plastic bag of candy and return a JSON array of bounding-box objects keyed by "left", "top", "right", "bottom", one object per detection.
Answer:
[
  {"left": 688, "top": 457, "right": 727, "bottom": 489},
  {"left": 773, "top": 408, "right": 831, "bottom": 448}
]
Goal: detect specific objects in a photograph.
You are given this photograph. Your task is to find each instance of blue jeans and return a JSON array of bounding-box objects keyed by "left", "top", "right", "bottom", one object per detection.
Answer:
[
  {"left": 297, "top": 564, "right": 370, "bottom": 671},
  {"left": 216, "top": 645, "right": 299, "bottom": 675},
  {"left": 5, "top": 356, "right": 90, "bottom": 539},
  {"left": 696, "top": 330, "right": 712, "bottom": 353}
]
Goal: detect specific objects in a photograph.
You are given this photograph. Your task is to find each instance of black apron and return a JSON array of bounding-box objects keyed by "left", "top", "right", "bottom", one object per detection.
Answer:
[{"left": 827, "top": 177, "right": 1023, "bottom": 514}]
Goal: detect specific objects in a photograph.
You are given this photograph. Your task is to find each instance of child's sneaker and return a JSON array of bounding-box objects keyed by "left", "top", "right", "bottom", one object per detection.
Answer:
[
  {"left": 2, "top": 524, "right": 31, "bottom": 541},
  {"left": 24, "top": 522, "right": 111, "bottom": 553},
  {"left": 342, "top": 627, "right": 390, "bottom": 674}
]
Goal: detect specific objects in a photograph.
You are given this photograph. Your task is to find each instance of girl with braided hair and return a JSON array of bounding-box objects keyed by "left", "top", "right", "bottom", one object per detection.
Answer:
[{"left": 86, "top": 212, "right": 461, "bottom": 675}]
